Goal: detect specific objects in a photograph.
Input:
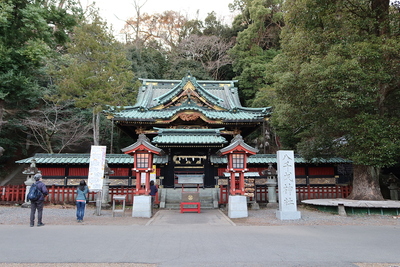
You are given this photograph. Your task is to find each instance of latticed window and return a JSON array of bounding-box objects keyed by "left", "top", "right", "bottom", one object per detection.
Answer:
[
  {"left": 232, "top": 154, "right": 244, "bottom": 169},
  {"left": 136, "top": 153, "right": 149, "bottom": 169}
]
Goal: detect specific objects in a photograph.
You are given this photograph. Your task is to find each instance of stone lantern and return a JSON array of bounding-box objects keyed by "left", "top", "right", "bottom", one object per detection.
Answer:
[
  {"left": 387, "top": 173, "right": 399, "bottom": 200},
  {"left": 262, "top": 163, "right": 278, "bottom": 207},
  {"left": 21, "top": 159, "right": 39, "bottom": 208},
  {"left": 101, "top": 160, "right": 114, "bottom": 208}
]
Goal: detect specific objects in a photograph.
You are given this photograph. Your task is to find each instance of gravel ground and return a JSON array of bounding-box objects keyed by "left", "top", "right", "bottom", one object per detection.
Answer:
[
  {"left": 0, "top": 203, "right": 399, "bottom": 226},
  {"left": 1, "top": 204, "right": 399, "bottom": 267}
]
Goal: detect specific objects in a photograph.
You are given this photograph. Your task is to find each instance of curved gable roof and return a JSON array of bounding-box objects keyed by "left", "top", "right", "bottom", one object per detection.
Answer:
[{"left": 112, "top": 74, "right": 271, "bottom": 123}]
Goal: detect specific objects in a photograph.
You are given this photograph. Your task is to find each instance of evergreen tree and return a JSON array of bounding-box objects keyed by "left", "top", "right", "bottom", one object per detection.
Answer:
[
  {"left": 229, "top": 0, "right": 283, "bottom": 105},
  {"left": 269, "top": 0, "right": 400, "bottom": 200},
  {"left": 51, "top": 10, "right": 135, "bottom": 147},
  {"left": 0, "top": 0, "right": 79, "bottom": 161}
]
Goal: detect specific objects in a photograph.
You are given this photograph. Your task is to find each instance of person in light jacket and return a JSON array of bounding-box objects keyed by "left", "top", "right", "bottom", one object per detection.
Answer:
[{"left": 76, "top": 180, "right": 89, "bottom": 223}]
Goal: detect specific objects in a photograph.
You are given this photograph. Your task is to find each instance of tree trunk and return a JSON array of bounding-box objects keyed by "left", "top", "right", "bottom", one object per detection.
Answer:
[
  {"left": 348, "top": 165, "right": 384, "bottom": 200},
  {"left": 0, "top": 99, "right": 5, "bottom": 133},
  {"left": 371, "top": 0, "right": 390, "bottom": 36},
  {"left": 92, "top": 112, "right": 100, "bottom": 146},
  {"left": 45, "top": 133, "right": 54, "bottom": 154}
]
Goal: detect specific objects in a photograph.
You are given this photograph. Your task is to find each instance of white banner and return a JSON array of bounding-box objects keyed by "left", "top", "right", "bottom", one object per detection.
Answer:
[{"left": 87, "top": 146, "right": 107, "bottom": 190}]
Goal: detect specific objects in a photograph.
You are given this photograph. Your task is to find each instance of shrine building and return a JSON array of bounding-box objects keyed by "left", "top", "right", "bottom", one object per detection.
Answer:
[
  {"left": 16, "top": 74, "right": 352, "bottom": 208},
  {"left": 111, "top": 73, "right": 271, "bottom": 189}
]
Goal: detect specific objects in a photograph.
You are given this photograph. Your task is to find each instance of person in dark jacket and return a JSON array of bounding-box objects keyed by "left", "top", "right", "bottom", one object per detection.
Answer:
[
  {"left": 150, "top": 180, "right": 158, "bottom": 215},
  {"left": 30, "top": 173, "right": 48, "bottom": 227},
  {"left": 76, "top": 180, "right": 89, "bottom": 222}
]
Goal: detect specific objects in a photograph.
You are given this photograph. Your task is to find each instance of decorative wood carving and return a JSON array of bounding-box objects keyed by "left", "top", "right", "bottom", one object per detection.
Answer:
[{"left": 179, "top": 113, "right": 201, "bottom": 121}]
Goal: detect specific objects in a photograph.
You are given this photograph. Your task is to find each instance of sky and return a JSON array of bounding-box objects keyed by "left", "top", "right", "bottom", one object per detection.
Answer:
[{"left": 81, "top": 0, "right": 237, "bottom": 37}]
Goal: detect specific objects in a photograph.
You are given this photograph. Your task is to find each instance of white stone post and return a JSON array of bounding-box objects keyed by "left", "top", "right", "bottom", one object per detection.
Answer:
[{"left": 276, "top": 150, "right": 301, "bottom": 220}]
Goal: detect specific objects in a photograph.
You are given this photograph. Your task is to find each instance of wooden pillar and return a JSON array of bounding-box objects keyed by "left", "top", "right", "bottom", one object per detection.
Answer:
[
  {"left": 239, "top": 172, "right": 245, "bottom": 195},
  {"left": 135, "top": 171, "right": 141, "bottom": 193},
  {"left": 145, "top": 172, "right": 150, "bottom": 196},
  {"left": 230, "top": 172, "right": 236, "bottom": 195}
]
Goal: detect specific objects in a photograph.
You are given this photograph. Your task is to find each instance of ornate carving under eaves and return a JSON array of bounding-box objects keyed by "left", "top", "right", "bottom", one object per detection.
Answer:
[{"left": 179, "top": 112, "right": 201, "bottom": 121}]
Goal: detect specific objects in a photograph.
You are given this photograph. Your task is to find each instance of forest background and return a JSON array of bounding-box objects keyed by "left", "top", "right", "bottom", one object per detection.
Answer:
[{"left": 0, "top": 0, "right": 399, "bottom": 200}]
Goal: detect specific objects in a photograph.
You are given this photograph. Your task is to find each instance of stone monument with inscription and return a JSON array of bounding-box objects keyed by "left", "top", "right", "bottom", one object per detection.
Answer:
[{"left": 276, "top": 150, "right": 301, "bottom": 220}]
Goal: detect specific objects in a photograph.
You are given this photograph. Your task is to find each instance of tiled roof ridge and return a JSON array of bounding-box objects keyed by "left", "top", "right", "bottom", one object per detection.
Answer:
[
  {"left": 16, "top": 153, "right": 352, "bottom": 164},
  {"left": 152, "top": 75, "right": 225, "bottom": 108},
  {"left": 154, "top": 127, "right": 225, "bottom": 134}
]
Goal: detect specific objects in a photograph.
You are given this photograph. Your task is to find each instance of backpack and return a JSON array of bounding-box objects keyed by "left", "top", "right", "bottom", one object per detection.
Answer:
[{"left": 27, "top": 183, "right": 43, "bottom": 201}]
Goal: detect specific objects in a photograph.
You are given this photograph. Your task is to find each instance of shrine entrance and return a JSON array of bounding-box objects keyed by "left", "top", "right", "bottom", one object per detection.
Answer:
[
  {"left": 161, "top": 147, "right": 217, "bottom": 188},
  {"left": 173, "top": 154, "right": 205, "bottom": 188}
]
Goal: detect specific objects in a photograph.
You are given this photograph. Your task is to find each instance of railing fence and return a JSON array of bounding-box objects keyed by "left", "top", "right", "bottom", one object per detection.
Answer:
[
  {"left": 1, "top": 184, "right": 351, "bottom": 205},
  {"left": 219, "top": 185, "right": 352, "bottom": 204}
]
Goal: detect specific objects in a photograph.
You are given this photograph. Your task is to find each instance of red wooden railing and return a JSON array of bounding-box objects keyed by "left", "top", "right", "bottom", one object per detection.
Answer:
[
  {"left": 0, "top": 185, "right": 26, "bottom": 202},
  {"left": 0, "top": 185, "right": 160, "bottom": 205},
  {"left": 0, "top": 184, "right": 350, "bottom": 205},
  {"left": 219, "top": 185, "right": 352, "bottom": 204}
]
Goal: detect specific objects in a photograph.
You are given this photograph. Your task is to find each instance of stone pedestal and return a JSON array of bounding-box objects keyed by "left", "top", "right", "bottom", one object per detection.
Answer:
[
  {"left": 228, "top": 195, "right": 248, "bottom": 218},
  {"left": 132, "top": 195, "right": 152, "bottom": 218},
  {"left": 276, "top": 210, "right": 301, "bottom": 220}
]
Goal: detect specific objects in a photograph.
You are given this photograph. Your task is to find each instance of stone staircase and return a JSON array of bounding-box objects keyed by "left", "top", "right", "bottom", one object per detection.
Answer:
[{"left": 160, "top": 188, "right": 219, "bottom": 210}]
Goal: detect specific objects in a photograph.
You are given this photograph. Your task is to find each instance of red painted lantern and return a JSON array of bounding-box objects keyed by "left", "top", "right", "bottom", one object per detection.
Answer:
[
  {"left": 121, "top": 134, "right": 164, "bottom": 195},
  {"left": 217, "top": 135, "right": 258, "bottom": 195}
]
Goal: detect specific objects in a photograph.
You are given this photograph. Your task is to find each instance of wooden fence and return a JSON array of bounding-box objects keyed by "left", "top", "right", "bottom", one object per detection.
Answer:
[
  {"left": 0, "top": 185, "right": 158, "bottom": 205},
  {"left": 219, "top": 185, "right": 352, "bottom": 204},
  {"left": 1, "top": 184, "right": 351, "bottom": 205}
]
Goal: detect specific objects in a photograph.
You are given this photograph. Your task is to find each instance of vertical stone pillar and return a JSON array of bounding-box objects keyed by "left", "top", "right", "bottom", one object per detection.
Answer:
[{"left": 276, "top": 150, "right": 301, "bottom": 220}]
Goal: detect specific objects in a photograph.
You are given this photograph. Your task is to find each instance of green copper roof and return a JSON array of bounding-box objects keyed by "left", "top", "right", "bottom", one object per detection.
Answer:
[
  {"left": 121, "top": 133, "right": 165, "bottom": 155},
  {"left": 210, "top": 154, "right": 352, "bottom": 164},
  {"left": 152, "top": 128, "right": 228, "bottom": 144},
  {"left": 113, "top": 105, "right": 269, "bottom": 122},
  {"left": 111, "top": 74, "right": 271, "bottom": 122},
  {"left": 16, "top": 153, "right": 168, "bottom": 165},
  {"left": 217, "top": 134, "right": 258, "bottom": 155},
  {"left": 16, "top": 153, "right": 351, "bottom": 165}
]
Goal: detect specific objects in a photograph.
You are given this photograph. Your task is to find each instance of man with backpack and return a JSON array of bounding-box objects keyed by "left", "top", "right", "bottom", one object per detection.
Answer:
[{"left": 29, "top": 173, "right": 48, "bottom": 227}]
